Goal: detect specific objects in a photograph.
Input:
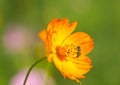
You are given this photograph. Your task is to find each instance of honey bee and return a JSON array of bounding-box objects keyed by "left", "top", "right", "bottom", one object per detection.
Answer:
[{"left": 76, "top": 46, "right": 81, "bottom": 57}]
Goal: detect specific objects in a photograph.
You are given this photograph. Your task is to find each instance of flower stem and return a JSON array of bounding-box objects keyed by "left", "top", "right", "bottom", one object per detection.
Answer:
[{"left": 23, "top": 57, "right": 46, "bottom": 85}]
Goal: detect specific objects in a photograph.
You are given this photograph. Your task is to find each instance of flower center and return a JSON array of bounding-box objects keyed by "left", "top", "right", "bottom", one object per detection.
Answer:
[{"left": 56, "top": 44, "right": 81, "bottom": 60}]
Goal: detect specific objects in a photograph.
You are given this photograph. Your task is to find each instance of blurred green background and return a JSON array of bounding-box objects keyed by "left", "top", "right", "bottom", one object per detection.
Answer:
[{"left": 0, "top": 0, "right": 120, "bottom": 85}]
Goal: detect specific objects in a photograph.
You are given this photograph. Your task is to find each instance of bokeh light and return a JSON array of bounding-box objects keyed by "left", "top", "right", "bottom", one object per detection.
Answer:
[
  {"left": 3, "top": 24, "right": 33, "bottom": 54},
  {"left": 10, "top": 69, "right": 56, "bottom": 85}
]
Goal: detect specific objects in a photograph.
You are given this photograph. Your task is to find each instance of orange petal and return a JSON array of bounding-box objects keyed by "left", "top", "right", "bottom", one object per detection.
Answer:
[
  {"left": 66, "top": 55, "right": 92, "bottom": 74},
  {"left": 47, "top": 18, "right": 77, "bottom": 46},
  {"left": 38, "top": 29, "right": 47, "bottom": 42},
  {"left": 53, "top": 55, "right": 92, "bottom": 82},
  {"left": 62, "top": 32, "right": 94, "bottom": 55}
]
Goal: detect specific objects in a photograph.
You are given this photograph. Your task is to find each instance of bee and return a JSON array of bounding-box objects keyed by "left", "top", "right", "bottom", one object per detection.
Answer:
[{"left": 76, "top": 46, "right": 81, "bottom": 57}]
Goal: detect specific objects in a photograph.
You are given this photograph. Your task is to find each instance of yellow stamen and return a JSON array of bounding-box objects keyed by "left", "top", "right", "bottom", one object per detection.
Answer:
[
  {"left": 65, "top": 44, "right": 78, "bottom": 58},
  {"left": 56, "top": 44, "right": 80, "bottom": 60}
]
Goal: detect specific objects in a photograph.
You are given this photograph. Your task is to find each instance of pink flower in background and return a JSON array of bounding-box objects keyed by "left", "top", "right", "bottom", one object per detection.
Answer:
[
  {"left": 10, "top": 69, "right": 56, "bottom": 85},
  {"left": 3, "top": 24, "right": 35, "bottom": 54}
]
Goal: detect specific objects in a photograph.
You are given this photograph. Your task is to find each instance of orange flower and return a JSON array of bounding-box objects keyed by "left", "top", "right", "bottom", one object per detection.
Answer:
[{"left": 39, "top": 18, "right": 94, "bottom": 83}]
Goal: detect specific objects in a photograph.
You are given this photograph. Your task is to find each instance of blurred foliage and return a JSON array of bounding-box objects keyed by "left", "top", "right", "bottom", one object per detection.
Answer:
[{"left": 0, "top": 0, "right": 120, "bottom": 85}]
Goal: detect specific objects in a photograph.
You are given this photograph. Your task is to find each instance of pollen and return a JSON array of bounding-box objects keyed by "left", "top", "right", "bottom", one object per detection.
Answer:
[
  {"left": 56, "top": 44, "right": 80, "bottom": 60},
  {"left": 65, "top": 44, "right": 78, "bottom": 58}
]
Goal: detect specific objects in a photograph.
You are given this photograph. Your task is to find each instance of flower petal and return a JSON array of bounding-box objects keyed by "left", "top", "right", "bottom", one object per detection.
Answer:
[
  {"left": 62, "top": 32, "right": 94, "bottom": 55},
  {"left": 47, "top": 18, "right": 77, "bottom": 46},
  {"left": 38, "top": 29, "right": 47, "bottom": 42},
  {"left": 53, "top": 55, "right": 92, "bottom": 82}
]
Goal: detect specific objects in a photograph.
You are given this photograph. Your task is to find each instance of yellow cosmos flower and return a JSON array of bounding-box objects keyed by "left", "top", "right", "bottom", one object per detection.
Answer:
[{"left": 39, "top": 18, "right": 94, "bottom": 82}]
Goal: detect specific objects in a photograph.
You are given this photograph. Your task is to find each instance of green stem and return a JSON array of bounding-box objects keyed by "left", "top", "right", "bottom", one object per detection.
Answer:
[{"left": 23, "top": 57, "right": 46, "bottom": 85}]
